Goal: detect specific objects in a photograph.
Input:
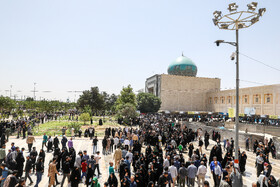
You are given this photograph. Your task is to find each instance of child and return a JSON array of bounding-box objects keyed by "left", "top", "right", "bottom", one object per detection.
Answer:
[{"left": 81, "top": 159, "right": 88, "bottom": 184}]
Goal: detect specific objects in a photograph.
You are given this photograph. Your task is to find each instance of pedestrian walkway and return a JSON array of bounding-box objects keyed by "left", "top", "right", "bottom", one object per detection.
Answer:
[{"left": 6, "top": 136, "right": 108, "bottom": 187}]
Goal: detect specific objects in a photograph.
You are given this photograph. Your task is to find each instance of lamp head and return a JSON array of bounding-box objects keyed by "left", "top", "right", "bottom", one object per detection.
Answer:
[
  {"left": 258, "top": 8, "right": 266, "bottom": 16},
  {"left": 220, "top": 24, "right": 229, "bottom": 29},
  {"left": 213, "top": 11, "right": 222, "bottom": 19},
  {"left": 228, "top": 3, "right": 238, "bottom": 12},
  {"left": 251, "top": 16, "right": 259, "bottom": 24},
  {"left": 215, "top": 40, "right": 224, "bottom": 46},
  {"left": 247, "top": 2, "right": 258, "bottom": 11},
  {"left": 213, "top": 18, "right": 218, "bottom": 26}
]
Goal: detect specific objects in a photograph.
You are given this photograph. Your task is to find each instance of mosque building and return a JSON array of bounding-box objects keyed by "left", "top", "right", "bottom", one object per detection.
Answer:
[{"left": 145, "top": 55, "right": 280, "bottom": 117}]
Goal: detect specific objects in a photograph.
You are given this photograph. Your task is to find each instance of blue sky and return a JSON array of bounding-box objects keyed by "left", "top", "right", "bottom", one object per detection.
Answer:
[{"left": 0, "top": 0, "right": 279, "bottom": 101}]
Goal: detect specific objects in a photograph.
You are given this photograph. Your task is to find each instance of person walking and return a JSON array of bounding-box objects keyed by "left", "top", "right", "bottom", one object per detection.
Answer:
[
  {"left": 26, "top": 133, "right": 36, "bottom": 152},
  {"left": 48, "top": 158, "right": 60, "bottom": 187},
  {"left": 212, "top": 161, "right": 222, "bottom": 187},
  {"left": 197, "top": 161, "right": 207, "bottom": 187},
  {"left": 94, "top": 151, "right": 101, "bottom": 177},
  {"left": 42, "top": 133, "right": 48, "bottom": 150},
  {"left": 92, "top": 136, "right": 98, "bottom": 154},
  {"left": 187, "top": 161, "right": 197, "bottom": 187},
  {"left": 24, "top": 155, "right": 34, "bottom": 185},
  {"left": 169, "top": 161, "right": 178, "bottom": 186},
  {"left": 70, "top": 166, "right": 80, "bottom": 187},
  {"left": 178, "top": 163, "right": 187, "bottom": 187},
  {"left": 61, "top": 156, "right": 71, "bottom": 186},
  {"left": 34, "top": 157, "right": 44, "bottom": 187},
  {"left": 113, "top": 146, "right": 122, "bottom": 172}
]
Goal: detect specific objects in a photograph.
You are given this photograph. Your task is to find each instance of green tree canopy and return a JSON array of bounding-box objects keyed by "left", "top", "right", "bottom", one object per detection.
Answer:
[
  {"left": 77, "top": 87, "right": 104, "bottom": 115},
  {"left": 80, "top": 112, "right": 90, "bottom": 124},
  {"left": 137, "top": 93, "right": 161, "bottom": 113},
  {"left": 116, "top": 85, "right": 136, "bottom": 110},
  {"left": 0, "top": 96, "right": 15, "bottom": 113}
]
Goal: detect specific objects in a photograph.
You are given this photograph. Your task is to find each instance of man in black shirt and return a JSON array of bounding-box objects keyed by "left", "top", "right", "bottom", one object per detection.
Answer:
[
  {"left": 34, "top": 157, "right": 44, "bottom": 187},
  {"left": 92, "top": 136, "right": 98, "bottom": 154},
  {"left": 30, "top": 147, "right": 38, "bottom": 173},
  {"left": 61, "top": 156, "right": 71, "bottom": 186},
  {"left": 24, "top": 155, "right": 33, "bottom": 185}
]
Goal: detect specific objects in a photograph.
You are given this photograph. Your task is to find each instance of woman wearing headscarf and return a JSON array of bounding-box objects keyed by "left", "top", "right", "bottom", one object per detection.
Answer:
[
  {"left": 90, "top": 177, "right": 100, "bottom": 187},
  {"left": 267, "top": 175, "right": 277, "bottom": 187},
  {"left": 47, "top": 136, "right": 53, "bottom": 152},
  {"left": 107, "top": 173, "right": 118, "bottom": 187},
  {"left": 239, "top": 151, "right": 247, "bottom": 174},
  {"left": 70, "top": 166, "right": 80, "bottom": 187}
]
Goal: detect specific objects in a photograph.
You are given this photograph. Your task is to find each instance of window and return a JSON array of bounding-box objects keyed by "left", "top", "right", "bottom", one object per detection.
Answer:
[
  {"left": 227, "top": 96, "right": 232, "bottom": 104},
  {"left": 243, "top": 95, "right": 249, "bottom": 104},
  {"left": 264, "top": 94, "right": 273, "bottom": 104},
  {"left": 253, "top": 94, "right": 261, "bottom": 104},
  {"left": 214, "top": 97, "right": 218, "bottom": 104},
  {"left": 209, "top": 97, "right": 212, "bottom": 104},
  {"left": 220, "top": 96, "right": 225, "bottom": 104}
]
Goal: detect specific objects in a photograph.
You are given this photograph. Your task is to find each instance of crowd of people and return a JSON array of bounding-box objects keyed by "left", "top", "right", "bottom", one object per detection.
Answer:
[{"left": 0, "top": 113, "right": 279, "bottom": 187}]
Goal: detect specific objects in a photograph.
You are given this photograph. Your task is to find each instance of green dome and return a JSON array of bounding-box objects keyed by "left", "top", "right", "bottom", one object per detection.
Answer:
[{"left": 168, "top": 55, "right": 197, "bottom": 77}]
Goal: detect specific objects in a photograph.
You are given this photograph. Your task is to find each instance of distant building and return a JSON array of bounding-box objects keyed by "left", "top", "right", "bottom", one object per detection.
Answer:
[{"left": 145, "top": 54, "right": 280, "bottom": 116}]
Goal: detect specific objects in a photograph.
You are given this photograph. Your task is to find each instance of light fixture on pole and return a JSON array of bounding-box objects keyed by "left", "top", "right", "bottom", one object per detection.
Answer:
[{"left": 213, "top": 2, "right": 266, "bottom": 166}]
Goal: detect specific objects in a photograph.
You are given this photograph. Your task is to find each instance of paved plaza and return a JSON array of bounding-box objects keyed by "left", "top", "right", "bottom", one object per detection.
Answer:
[{"left": 5, "top": 128, "right": 280, "bottom": 187}]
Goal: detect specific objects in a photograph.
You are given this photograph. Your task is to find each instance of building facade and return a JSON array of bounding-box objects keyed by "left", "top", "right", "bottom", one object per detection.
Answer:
[{"left": 145, "top": 55, "right": 280, "bottom": 116}]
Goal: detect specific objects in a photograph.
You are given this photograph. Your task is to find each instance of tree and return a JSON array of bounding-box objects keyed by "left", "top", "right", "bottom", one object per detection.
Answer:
[
  {"left": 115, "top": 85, "right": 138, "bottom": 123},
  {"left": 0, "top": 96, "right": 16, "bottom": 114},
  {"left": 80, "top": 113, "right": 90, "bottom": 124},
  {"left": 116, "top": 85, "right": 136, "bottom": 110},
  {"left": 77, "top": 87, "right": 104, "bottom": 115},
  {"left": 137, "top": 93, "right": 161, "bottom": 113},
  {"left": 102, "top": 93, "right": 118, "bottom": 114}
]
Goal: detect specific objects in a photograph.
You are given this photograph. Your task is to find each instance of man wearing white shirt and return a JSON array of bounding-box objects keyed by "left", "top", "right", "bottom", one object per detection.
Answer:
[
  {"left": 197, "top": 161, "right": 207, "bottom": 187},
  {"left": 114, "top": 137, "right": 119, "bottom": 150},
  {"left": 124, "top": 138, "right": 130, "bottom": 151},
  {"left": 94, "top": 151, "right": 102, "bottom": 176},
  {"left": 169, "top": 161, "right": 178, "bottom": 187}
]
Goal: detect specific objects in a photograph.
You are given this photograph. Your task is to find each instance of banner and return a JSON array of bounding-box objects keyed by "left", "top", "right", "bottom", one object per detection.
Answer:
[
  {"left": 244, "top": 107, "right": 256, "bottom": 115},
  {"left": 269, "top": 115, "right": 278, "bottom": 119},
  {"left": 228, "top": 108, "right": 235, "bottom": 118}
]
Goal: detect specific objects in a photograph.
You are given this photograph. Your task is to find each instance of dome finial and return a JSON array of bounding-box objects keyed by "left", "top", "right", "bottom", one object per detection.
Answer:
[{"left": 182, "top": 51, "right": 184, "bottom": 57}]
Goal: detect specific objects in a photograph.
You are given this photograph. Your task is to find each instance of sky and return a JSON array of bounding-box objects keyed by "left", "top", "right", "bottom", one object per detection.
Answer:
[{"left": 0, "top": 0, "right": 279, "bottom": 102}]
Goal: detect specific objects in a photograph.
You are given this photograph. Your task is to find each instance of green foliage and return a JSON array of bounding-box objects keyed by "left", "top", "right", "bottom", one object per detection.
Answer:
[
  {"left": 0, "top": 96, "right": 16, "bottom": 117},
  {"left": 80, "top": 113, "right": 91, "bottom": 124},
  {"left": 137, "top": 92, "right": 161, "bottom": 113},
  {"left": 116, "top": 103, "right": 139, "bottom": 124},
  {"left": 77, "top": 87, "right": 104, "bottom": 115},
  {"left": 68, "top": 122, "right": 82, "bottom": 134},
  {"left": 32, "top": 121, "right": 84, "bottom": 136},
  {"left": 102, "top": 92, "right": 118, "bottom": 115},
  {"left": 115, "top": 85, "right": 138, "bottom": 122},
  {"left": 116, "top": 85, "right": 136, "bottom": 110}
]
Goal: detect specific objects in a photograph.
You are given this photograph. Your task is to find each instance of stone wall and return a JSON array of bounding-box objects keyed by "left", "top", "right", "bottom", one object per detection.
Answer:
[
  {"left": 160, "top": 74, "right": 220, "bottom": 111},
  {"left": 224, "top": 122, "right": 280, "bottom": 137}
]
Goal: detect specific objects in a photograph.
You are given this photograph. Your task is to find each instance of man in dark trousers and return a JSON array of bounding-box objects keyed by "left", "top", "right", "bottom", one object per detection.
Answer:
[
  {"left": 30, "top": 147, "right": 38, "bottom": 173},
  {"left": 61, "top": 156, "right": 71, "bottom": 186},
  {"left": 24, "top": 155, "right": 34, "bottom": 185},
  {"left": 15, "top": 147, "right": 25, "bottom": 178},
  {"left": 53, "top": 135, "right": 59, "bottom": 149}
]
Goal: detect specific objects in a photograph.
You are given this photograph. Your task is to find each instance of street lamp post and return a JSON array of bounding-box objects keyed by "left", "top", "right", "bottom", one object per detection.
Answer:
[{"left": 213, "top": 2, "right": 266, "bottom": 162}]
